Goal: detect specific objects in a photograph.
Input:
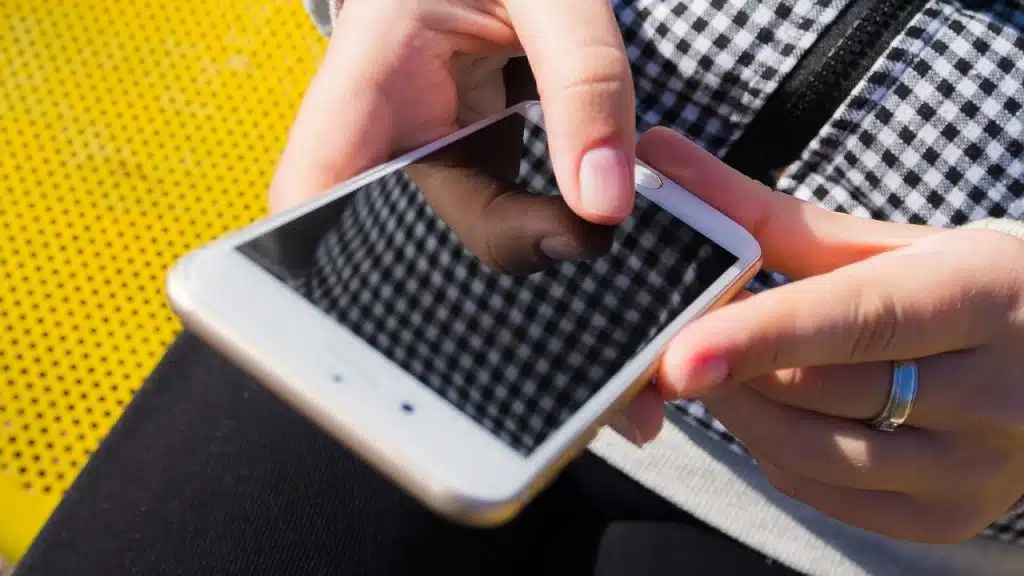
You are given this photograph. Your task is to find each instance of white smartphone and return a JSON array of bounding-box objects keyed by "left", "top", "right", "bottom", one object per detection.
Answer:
[{"left": 166, "top": 101, "right": 761, "bottom": 527}]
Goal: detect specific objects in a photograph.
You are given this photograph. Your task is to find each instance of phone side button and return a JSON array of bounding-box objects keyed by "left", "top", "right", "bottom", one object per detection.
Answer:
[{"left": 634, "top": 163, "right": 664, "bottom": 190}]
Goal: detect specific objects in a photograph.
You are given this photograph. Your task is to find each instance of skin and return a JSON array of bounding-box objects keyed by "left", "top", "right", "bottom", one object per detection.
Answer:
[
  {"left": 271, "top": 0, "right": 637, "bottom": 224},
  {"left": 641, "top": 128, "right": 1024, "bottom": 544},
  {"left": 271, "top": 0, "right": 1024, "bottom": 544}
]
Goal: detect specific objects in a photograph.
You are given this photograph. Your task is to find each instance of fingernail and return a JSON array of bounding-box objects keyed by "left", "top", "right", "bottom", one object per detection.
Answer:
[
  {"left": 610, "top": 413, "right": 646, "bottom": 448},
  {"left": 539, "top": 236, "right": 583, "bottom": 261},
  {"left": 579, "top": 147, "right": 634, "bottom": 220},
  {"left": 677, "top": 357, "right": 729, "bottom": 396}
]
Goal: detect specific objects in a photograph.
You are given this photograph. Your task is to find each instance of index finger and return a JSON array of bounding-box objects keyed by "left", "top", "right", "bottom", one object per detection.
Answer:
[
  {"left": 658, "top": 234, "right": 1020, "bottom": 397},
  {"left": 636, "top": 127, "right": 936, "bottom": 279}
]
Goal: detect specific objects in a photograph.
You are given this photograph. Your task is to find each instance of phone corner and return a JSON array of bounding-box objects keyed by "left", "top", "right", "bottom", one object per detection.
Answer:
[
  {"left": 427, "top": 488, "right": 527, "bottom": 530},
  {"left": 164, "top": 249, "right": 204, "bottom": 321},
  {"left": 732, "top": 228, "right": 763, "bottom": 281},
  {"left": 745, "top": 243, "right": 765, "bottom": 279}
]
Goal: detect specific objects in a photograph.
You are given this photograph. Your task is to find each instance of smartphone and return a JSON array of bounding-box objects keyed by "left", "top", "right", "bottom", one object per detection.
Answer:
[{"left": 166, "top": 101, "right": 762, "bottom": 527}]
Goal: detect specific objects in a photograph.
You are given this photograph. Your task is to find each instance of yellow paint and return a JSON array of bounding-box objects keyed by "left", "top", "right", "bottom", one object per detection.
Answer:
[
  {"left": 0, "top": 475, "right": 52, "bottom": 562},
  {"left": 0, "top": 0, "right": 324, "bottom": 560}
]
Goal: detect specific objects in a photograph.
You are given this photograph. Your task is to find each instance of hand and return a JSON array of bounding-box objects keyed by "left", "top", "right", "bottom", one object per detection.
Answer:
[
  {"left": 270, "top": 0, "right": 656, "bottom": 444},
  {"left": 631, "top": 127, "right": 1024, "bottom": 544},
  {"left": 404, "top": 112, "right": 613, "bottom": 275},
  {"left": 270, "top": 0, "right": 637, "bottom": 226}
]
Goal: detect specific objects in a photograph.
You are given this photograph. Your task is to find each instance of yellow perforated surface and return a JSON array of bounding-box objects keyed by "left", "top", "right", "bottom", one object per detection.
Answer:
[{"left": 0, "top": 0, "right": 324, "bottom": 560}]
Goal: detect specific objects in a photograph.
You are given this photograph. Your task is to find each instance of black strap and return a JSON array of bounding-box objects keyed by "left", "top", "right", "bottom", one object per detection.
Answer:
[{"left": 725, "top": 0, "right": 931, "bottom": 186}]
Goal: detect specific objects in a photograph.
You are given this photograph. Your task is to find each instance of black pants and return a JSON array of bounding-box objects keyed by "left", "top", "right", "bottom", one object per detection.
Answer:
[{"left": 15, "top": 333, "right": 798, "bottom": 575}]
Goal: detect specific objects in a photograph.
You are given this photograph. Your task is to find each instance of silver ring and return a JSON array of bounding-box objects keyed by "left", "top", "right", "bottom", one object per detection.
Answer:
[{"left": 869, "top": 360, "right": 919, "bottom": 432}]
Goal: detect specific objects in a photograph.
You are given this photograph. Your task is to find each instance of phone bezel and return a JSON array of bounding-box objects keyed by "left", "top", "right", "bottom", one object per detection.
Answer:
[{"left": 166, "top": 101, "right": 762, "bottom": 526}]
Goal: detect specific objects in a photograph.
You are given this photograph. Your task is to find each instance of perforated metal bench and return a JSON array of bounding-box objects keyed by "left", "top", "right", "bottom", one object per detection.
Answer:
[{"left": 0, "top": 0, "right": 325, "bottom": 561}]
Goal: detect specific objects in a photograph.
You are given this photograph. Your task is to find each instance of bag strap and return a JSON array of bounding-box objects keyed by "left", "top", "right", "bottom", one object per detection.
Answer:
[{"left": 724, "top": 0, "right": 931, "bottom": 186}]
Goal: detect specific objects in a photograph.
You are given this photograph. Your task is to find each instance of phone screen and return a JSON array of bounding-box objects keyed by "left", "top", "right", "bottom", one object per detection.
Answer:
[{"left": 237, "top": 112, "right": 739, "bottom": 456}]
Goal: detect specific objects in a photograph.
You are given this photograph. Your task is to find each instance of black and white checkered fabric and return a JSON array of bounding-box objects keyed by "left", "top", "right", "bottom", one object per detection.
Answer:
[
  {"left": 305, "top": 0, "right": 1024, "bottom": 542},
  {"left": 615, "top": 0, "right": 1024, "bottom": 541},
  {"left": 617, "top": 0, "right": 855, "bottom": 155},
  {"left": 777, "top": 1, "right": 1024, "bottom": 227}
]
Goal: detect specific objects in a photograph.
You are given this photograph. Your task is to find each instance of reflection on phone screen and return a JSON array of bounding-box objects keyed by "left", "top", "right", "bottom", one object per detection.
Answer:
[{"left": 239, "top": 114, "right": 738, "bottom": 455}]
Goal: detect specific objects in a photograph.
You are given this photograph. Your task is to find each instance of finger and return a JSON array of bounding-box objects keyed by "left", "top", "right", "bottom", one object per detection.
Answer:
[
  {"left": 269, "top": 1, "right": 454, "bottom": 213},
  {"left": 709, "top": 384, "right": 1020, "bottom": 542},
  {"left": 747, "top": 362, "right": 894, "bottom": 423},
  {"left": 269, "top": 49, "right": 391, "bottom": 213},
  {"left": 759, "top": 463, "right": 986, "bottom": 544},
  {"left": 609, "top": 385, "right": 666, "bottom": 447},
  {"left": 698, "top": 383, "right": 947, "bottom": 494},
  {"left": 659, "top": 235, "right": 1018, "bottom": 396},
  {"left": 636, "top": 127, "right": 936, "bottom": 279},
  {"left": 505, "top": 0, "right": 637, "bottom": 225},
  {"left": 748, "top": 348, "right": 1011, "bottom": 432}
]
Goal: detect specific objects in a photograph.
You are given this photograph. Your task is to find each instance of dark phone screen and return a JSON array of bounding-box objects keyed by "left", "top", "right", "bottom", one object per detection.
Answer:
[{"left": 238, "top": 113, "right": 738, "bottom": 455}]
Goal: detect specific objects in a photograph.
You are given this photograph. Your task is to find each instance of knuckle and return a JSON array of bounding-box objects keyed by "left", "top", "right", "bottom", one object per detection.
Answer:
[
  {"left": 777, "top": 367, "right": 829, "bottom": 405},
  {"left": 553, "top": 44, "right": 632, "bottom": 101},
  {"left": 847, "top": 291, "right": 902, "bottom": 361},
  {"left": 743, "top": 182, "right": 784, "bottom": 242}
]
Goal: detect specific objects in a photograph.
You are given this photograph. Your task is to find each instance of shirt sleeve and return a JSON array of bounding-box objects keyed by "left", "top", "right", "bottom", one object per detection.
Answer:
[
  {"left": 963, "top": 218, "right": 1024, "bottom": 242},
  {"left": 301, "top": 0, "right": 338, "bottom": 37}
]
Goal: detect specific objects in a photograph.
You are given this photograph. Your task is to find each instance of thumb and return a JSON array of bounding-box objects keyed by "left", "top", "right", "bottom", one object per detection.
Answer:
[
  {"left": 637, "top": 127, "right": 937, "bottom": 279},
  {"left": 506, "top": 0, "right": 637, "bottom": 226},
  {"left": 269, "top": 73, "right": 391, "bottom": 214}
]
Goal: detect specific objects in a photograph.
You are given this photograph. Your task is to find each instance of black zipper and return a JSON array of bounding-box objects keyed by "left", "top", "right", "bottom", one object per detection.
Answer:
[{"left": 724, "top": 0, "right": 931, "bottom": 186}]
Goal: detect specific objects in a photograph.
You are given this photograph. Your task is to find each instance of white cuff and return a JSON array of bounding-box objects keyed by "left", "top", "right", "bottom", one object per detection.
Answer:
[
  {"left": 302, "top": 0, "right": 342, "bottom": 37},
  {"left": 963, "top": 218, "right": 1024, "bottom": 242}
]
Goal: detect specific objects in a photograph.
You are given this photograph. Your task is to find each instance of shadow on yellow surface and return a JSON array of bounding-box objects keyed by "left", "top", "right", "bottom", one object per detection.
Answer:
[{"left": 0, "top": 0, "right": 324, "bottom": 560}]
